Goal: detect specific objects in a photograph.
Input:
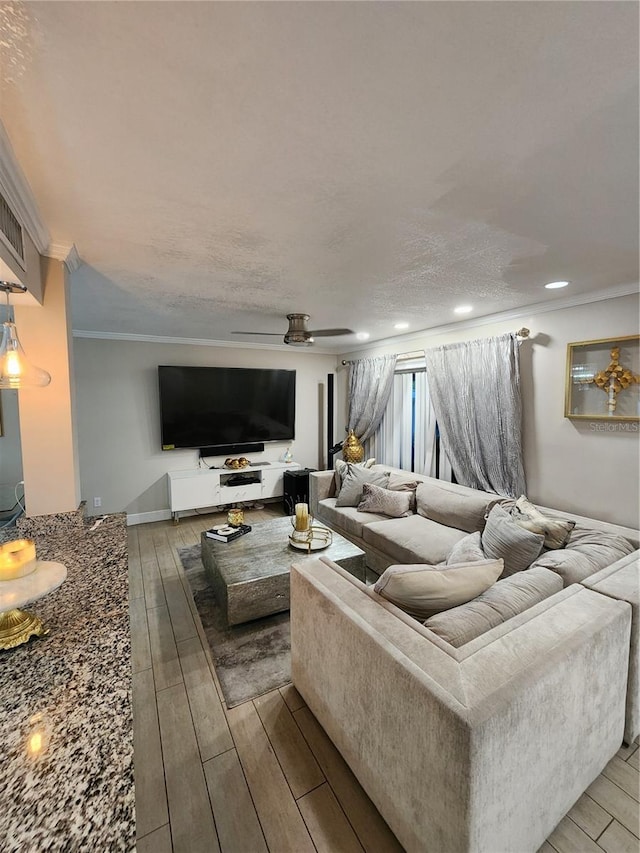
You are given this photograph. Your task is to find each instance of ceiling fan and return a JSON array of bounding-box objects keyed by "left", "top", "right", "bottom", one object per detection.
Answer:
[{"left": 232, "top": 313, "right": 354, "bottom": 347}]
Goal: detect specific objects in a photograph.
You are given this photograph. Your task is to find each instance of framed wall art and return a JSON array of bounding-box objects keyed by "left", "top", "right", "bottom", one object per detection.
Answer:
[{"left": 565, "top": 335, "right": 639, "bottom": 421}]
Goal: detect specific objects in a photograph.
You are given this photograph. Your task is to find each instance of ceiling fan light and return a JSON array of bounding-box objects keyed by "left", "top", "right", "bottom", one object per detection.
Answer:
[{"left": 284, "top": 331, "right": 312, "bottom": 346}]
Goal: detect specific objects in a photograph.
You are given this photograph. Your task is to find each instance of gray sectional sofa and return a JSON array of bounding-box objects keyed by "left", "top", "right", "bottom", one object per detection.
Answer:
[
  {"left": 293, "top": 466, "right": 640, "bottom": 852},
  {"left": 309, "top": 464, "right": 638, "bottom": 579}
]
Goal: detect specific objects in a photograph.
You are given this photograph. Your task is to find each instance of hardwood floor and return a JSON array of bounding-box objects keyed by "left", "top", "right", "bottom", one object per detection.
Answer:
[{"left": 130, "top": 507, "right": 639, "bottom": 853}]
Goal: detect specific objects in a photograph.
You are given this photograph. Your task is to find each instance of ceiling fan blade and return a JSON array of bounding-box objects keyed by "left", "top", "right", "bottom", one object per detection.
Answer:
[
  {"left": 308, "top": 328, "right": 355, "bottom": 337},
  {"left": 231, "top": 331, "right": 283, "bottom": 336}
]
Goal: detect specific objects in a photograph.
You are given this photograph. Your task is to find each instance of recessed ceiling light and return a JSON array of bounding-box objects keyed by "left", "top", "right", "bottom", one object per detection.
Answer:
[
  {"left": 454, "top": 305, "right": 473, "bottom": 315},
  {"left": 356, "top": 332, "right": 370, "bottom": 341},
  {"left": 544, "top": 281, "right": 570, "bottom": 289},
  {"left": 394, "top": 322, "right": 410, "bottom": 330}
]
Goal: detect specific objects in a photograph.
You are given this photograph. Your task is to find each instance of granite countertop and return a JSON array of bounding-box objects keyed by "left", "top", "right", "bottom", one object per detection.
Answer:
[{"left": 0, "top": 512, "right": 134, "bottom": 852}]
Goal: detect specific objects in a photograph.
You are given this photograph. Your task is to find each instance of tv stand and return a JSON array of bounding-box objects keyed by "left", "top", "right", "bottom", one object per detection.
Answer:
[{"left": 168, "top": 462, "right": 301, "bottom": 522}]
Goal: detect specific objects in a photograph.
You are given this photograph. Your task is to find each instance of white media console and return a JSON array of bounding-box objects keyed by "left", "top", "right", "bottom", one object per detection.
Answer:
[{"left": 167, "top": 462, "right": 301, "bottom": 521}]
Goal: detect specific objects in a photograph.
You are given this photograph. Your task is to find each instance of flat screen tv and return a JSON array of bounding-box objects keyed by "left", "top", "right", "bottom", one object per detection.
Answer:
[{"left": 158, "top": 365, "right": 296, "bottom": 450}]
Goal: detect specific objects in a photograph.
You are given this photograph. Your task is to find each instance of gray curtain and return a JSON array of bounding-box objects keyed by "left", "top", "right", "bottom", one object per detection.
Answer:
[
  {"left": 348, "top": 354, "right": 398, "bottom": 443},
  {"left": 424, "top": 334, "right": 526, "bottom": 497}
]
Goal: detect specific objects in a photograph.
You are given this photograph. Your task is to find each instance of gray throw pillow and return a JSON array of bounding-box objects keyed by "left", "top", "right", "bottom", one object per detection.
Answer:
[
  {"left": 357, "top": 482, "right": 412, "bottom": 518},
  {"left": 423, "top": 566, "right": 563, "bottom": 647},
  {"left": 481, "top": 504, "right": 545, "bottom": 576},
  {"left": 335, "top": 465, "right": 390, "bottom": 507},
  {"left": 511, "top": 495, "right": 575, "bottom": 549},
  {"left": 334, "top": 458, "right": 375, "bottom": 492},
  {"left": 446, "top": 531, "right": 485, "bottom": 564}
]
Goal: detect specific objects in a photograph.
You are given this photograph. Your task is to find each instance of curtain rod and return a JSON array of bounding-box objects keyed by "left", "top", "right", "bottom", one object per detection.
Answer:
[{"left": 340, "top": 328, "right": 530, "bottom": 365}]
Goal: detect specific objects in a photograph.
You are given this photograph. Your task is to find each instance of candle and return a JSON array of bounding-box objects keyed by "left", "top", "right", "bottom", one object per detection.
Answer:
[
  {"left": 0, "top": 539, "right": 37, "bottom": 581},
  {"left": 295, "top": 502, "right": 309, "bottom": 532}
]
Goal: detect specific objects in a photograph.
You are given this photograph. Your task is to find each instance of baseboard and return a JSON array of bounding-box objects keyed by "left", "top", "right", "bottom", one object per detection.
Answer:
[
  {"left": 126, "top": 509, "right": 172, "bottom": 526},
  {"left": 127, "top": 495, "right": 285, "bottom": 527}
]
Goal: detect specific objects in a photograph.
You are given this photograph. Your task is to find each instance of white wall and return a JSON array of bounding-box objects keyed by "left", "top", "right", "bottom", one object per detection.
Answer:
[
  {"left": 73, "top": 338, "right": 337, "bottom": 520},
  {"left": 338, "top": 293, "right": 640, "bottom": 528}
]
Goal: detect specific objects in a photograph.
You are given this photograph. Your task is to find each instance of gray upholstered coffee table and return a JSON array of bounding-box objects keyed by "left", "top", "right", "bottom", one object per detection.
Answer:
[{"left": 201, "top": 516, "right": 365, "bottom": 626}]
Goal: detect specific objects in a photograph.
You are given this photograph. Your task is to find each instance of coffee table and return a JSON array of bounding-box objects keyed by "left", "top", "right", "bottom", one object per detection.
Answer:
[{"left": 201, "top": 516, "right": 365, "bottom": 626}]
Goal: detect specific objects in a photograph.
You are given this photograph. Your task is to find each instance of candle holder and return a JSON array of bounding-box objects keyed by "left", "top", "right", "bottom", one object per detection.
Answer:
[
  {"left": 227, "top": 507, "right": 244, "bottom": 526},
  {"left": 290, "top": 512, "right": 314, "bottom": 544},
  {"left": 0, "top": 539, "right": 37, "bottom": 581}
]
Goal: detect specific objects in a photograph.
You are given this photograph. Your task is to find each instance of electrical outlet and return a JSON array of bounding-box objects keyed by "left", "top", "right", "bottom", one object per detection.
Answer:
[{"left": 93, "top": 497, "right": 102, "bottom": 508}]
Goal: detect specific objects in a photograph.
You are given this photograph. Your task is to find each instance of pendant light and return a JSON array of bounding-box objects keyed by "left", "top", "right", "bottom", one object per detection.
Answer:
[{"left": 0, "top": 282, "right": 51, "bottom": 389}]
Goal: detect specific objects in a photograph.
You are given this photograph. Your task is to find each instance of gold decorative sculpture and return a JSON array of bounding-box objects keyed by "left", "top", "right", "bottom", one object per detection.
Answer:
[{"left": 342, "top": 429, "right": 365, "bottom": 463}]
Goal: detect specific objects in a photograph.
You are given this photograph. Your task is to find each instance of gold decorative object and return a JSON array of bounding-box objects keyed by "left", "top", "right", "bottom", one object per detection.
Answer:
[
  {"left": 0, "top": 539, "right": 36, "bottom": 581},
  {"left": 224, "top": 457, "right": 250, "bottom": 469},
  {"left": 565, "top": 335, "right": 640, "bottom": 421},
  {"left": 0, "top": 608, "right": 48, "bottom": 649},
  {"left": 227, "top": 507, "right": 244, "bottom": 526},
  {"left": 342, "top": 429, "right": 365, "bottom": 463},
  {"left": 289, "top": 522, "right": 332, "bottom": 552}
]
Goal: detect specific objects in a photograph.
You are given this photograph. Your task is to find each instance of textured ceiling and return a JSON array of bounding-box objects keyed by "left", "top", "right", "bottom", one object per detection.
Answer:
[{"left": 1, "top": 1, "right": 638, "bottom": 347}]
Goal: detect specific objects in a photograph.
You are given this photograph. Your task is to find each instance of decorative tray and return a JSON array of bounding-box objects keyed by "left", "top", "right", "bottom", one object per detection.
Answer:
[{"left": 289, "top": 536, "right": 330, "bottom": 552}]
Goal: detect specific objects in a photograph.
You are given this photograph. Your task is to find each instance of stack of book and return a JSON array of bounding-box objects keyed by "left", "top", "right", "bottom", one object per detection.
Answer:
[{"left": 205, "top": 523, "right": 252, "bottom": 543}]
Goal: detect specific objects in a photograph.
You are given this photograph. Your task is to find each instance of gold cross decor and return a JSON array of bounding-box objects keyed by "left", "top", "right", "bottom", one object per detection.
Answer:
[{"left": 589, "top": 346, "right": 639, "bottom": 414}]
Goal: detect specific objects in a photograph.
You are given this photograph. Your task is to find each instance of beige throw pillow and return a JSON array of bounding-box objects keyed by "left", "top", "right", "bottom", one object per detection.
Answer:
[
  {"left": 511, "top": 496, "right": 575, "bottom": 549},
  {"left": 481, "top": 504, "right": 545, "bottom": 576},
  {"left": 386, "top": 473, "right": 420, "bottom": 511},
  {"left": 373, "top": 558, "right": 503, "bottom": 619},
  {"left": 358, "top": 482, "right": 412, "bottom": 518}
]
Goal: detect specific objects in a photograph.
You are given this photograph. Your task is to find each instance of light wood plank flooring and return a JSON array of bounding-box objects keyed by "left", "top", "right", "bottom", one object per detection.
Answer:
[{"left": 130, "top": 507, "right": 639, "bottom": 853}]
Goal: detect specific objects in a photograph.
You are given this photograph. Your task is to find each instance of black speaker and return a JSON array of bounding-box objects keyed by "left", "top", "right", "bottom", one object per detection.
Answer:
[
  {"left": 283, "top": 468, "right": 317, "bottom": 515},
  {"left": 199, "top": 442, "right": 265, "bottom": 457}
]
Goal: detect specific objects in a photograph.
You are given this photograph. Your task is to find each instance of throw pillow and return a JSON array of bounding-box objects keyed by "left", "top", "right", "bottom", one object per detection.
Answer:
[
  {"left": 423, "top": 566, "right": 563, "bottom": 647},
  {"left": 335, "top": 465, "right": 390, "bottom": 508},
  {"left": 446, "top": 531, "right": 485, "bottom": 564},
  {"left": 386, "top": 473, "right": 420, "bottom": 512},
  {"left": 481, "top": 504, "right": 545, "bottom": 576},
  {"left": 373, "top": 558, "right": 503, "bottom": 620},
  {"left": 357, "top": 482, "right": 412, "bottom": 518},
  {"left": 511, "top": 496, "right": 575, "bottom": 549},
  {"left": 415, "top": 481, "right": 500, "bottom": 533},
  {"left": 334, "top": 457, "right": 375, "bottom": 492}
]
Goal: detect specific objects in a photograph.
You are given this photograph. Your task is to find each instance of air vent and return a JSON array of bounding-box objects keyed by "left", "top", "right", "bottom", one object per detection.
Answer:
[{"left": 0, "top": 191, "right": 25, "bottom": 268}]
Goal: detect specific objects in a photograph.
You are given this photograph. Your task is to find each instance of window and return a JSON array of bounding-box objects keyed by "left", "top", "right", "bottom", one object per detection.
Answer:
[{"left": 366, "top": 362, "right": 453, "bottom": 481}]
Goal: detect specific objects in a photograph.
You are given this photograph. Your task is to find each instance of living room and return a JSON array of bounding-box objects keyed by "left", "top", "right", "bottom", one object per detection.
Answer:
[{"left": 0, "top": 3, "right": 639, "bottom": 852}]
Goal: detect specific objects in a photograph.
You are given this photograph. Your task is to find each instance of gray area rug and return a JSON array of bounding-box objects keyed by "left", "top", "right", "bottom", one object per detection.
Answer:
[{"left": 178, "top": 544, "right": 291, "bottom": 708}]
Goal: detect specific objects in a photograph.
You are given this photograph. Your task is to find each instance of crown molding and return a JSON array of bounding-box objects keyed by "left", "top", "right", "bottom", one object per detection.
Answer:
[
  {"left": 340, "top": 282, "right": 640, "bottom": 355},
  {"left": 47, "top": 242, "right": 82, "bottom": 271},
  {"left": 0, "top": 121, "right": 50, "bottom": 254},
  {"left": 71, "top": 329, "right": 337, "bottom": 353},
  {"left": 72, "top": 282, "right": 638, "bottom": 355}
]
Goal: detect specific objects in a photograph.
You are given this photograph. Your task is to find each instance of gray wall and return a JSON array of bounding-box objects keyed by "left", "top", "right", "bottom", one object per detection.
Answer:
[
  {"left": 337, "top": 293, "right": 639, "bottom": 528},
  {"left": 0, "top": 390, "right": 23, "bottom": 508},
  {"left": 73, "top": 339, "right": 337, "bottom": 520}
]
